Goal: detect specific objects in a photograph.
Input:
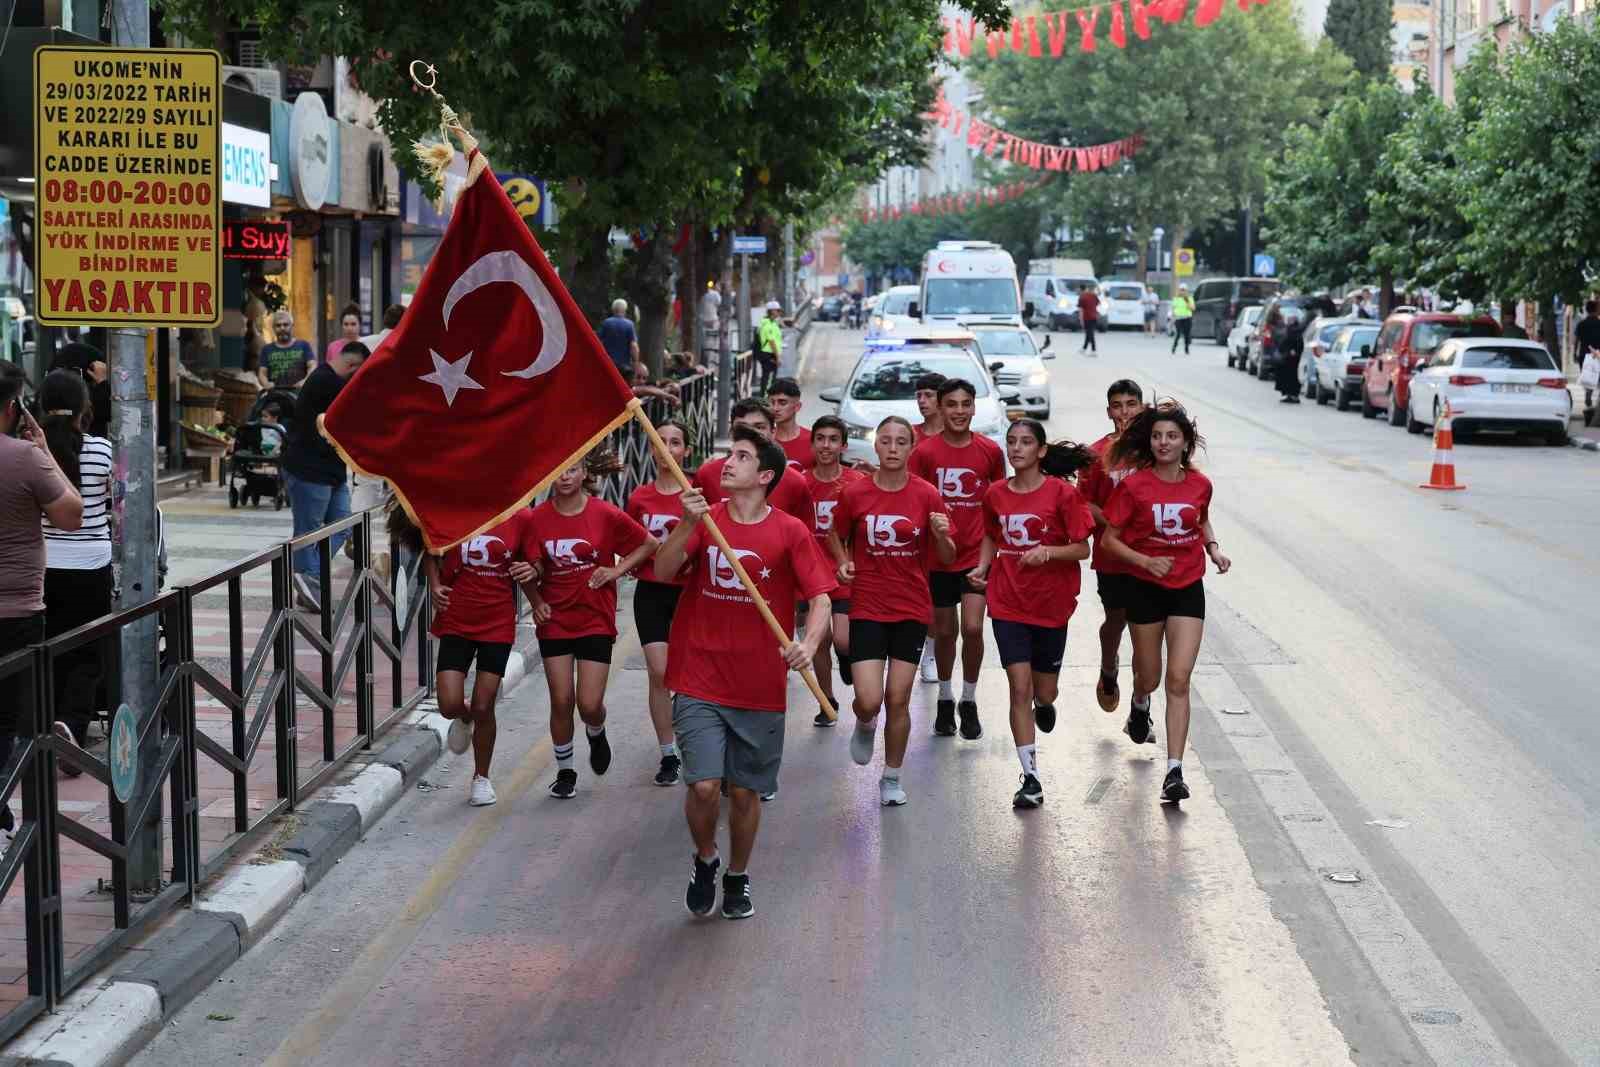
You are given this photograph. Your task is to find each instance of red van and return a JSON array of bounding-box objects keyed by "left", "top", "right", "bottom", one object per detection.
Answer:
[{"left": 1360, "top": 311, "right": 1501, "bottom": 425}]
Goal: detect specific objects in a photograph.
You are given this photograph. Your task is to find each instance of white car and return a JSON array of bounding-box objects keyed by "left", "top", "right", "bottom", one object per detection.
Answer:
[
  {"left": 1225, "top": 306, "right": 1262, "bottom": 368},
  {"left": 1405, "top": 337, "right": 1571, "bottom": 444},
  {"left": 1313, "top": 322, "right": 1380, "bottom": 410},
  {"left": 1101, "top": 282, "right": 1148, "bottom": 329},
  {"left": 819, "top": 344, "right": 1018, "bottom": 466},
  {"left": 968, "top": 324, "right": 1055, "bottom": 418},
  {"left": 867, "top": 285, "right": 920, "bottom": 337}
]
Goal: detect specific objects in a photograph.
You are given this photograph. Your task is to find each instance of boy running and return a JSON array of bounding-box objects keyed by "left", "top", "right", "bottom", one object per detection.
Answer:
[
  {"left": 766, "top": 377, "right": 813, "bottom": 471},
  {"left": 1078, "top": 379, "right": 1147, "bottom": 713},
  {"left": 802, "top": 415, "right": 866, "bottom": 727}
]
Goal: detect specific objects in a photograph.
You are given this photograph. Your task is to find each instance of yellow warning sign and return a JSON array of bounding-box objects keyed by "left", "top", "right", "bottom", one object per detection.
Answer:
[{"left": 33, "top": 47, "right": 222, "bottom": 327}]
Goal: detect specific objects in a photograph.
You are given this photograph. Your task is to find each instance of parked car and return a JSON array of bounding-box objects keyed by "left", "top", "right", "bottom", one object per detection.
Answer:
[
  {"left": 1246, "top": 295, "right": 1332, "bottom": 379},
  {"left": 1313, "top": 323, "right": 1381, "bottom": 410},
  {"left": 1405, "top": 338, "right": 1570, "bottom": 444},
  {"left": 1360, "top": 311, "right": 1500, "bottom": 426},
  {"left": 818, "top": 295, "right": 845, "bottom": 322},
  {"left": 867, "top": 285, "right": 920, "bottom": 337},
  {"left": 1192, "top": 276, "right": 1283, "bottom": 346},
  {"left": 1225, "top": 306, "right": 1263, "bottom": 368},
  {"left": 1023, "top": 272, "right": 1098, "bottom": 330},
  {"left": 1101, "top": 282, "right": 1148, "bottom": 330},
  {"left": 968, "top": 324, "right": 1055, "bottom": 418},
  {"left": 1298, "top": 314, "right": 1364, "bottom": 398}
]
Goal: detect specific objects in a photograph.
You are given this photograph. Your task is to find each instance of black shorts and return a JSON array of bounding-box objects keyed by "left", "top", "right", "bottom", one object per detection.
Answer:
[
  {"left": 850, "top": 619, "right": 929, "bottom": 665},
  {"left": 632, "top": 580, "right": 682, "bottom": 646},
  {"left": 1096, "top": 570, "right": 1136, "bottom": 612},
  {"left": 538, "top": 634, "right": 615, "bottom": 664},
  {"left": 831, "top": 598, "right": 851, "bottom": 616},
  {"left": 1125, "top": 578, "right": 1205, "bottom": 626},
  {"left": 992, "top": 619, "right": 1068, "bottom": 674},
  {"left": 436, "top": 634, "right": 514, "bottom": 677},
  {"left": 929, "top": 568, "right": 980, "bottom": 609}
]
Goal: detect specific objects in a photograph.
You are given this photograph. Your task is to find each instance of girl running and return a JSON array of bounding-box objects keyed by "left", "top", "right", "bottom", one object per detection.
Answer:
[
  {"left": 802, "top": 415, "right": 865, "bottom": 727},
  {"left": 827, "top": 416, "right": 955, "bottom": 807},
  {"left": 1101, "top": 403, "right": 1232, "bottom": 803},
  {"left": 626, "top": 419, "right": 692, "bottom": 786},
  {"left": 967, "top": 420, "right": 1095, "bottom": 809},
  {"left": 528, "top": 448, "right": 656, "bottom": 799}
]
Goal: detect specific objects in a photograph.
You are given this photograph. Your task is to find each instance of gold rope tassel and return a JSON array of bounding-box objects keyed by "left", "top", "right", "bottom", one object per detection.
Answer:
[{"left": 407, "top": 61, "right": 485, "bottom": 210}]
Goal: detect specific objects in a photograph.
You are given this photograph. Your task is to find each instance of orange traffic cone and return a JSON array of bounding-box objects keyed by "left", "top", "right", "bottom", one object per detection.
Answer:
[{"left": 1420, "top": 397, "right": 1466, "bottom": 491}]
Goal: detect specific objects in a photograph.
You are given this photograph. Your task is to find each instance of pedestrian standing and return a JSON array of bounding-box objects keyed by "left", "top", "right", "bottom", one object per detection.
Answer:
[
  {"left": 694, "top": 398, "right": 813, "bottom": 522},
  {"left": 626, "top": 419, "right": 693, "bottom": 786},
  {"left": 1170, "top": 286, "right": 1195, "bottom": 355},
  {"left": 1102, "top": 403, "right": 1231, "bottom": 803},
  {"left": 325, "top": 302, "right": 362, "bottom": 365},
  {"left": 527, "top": 449, "right": 655, "bottom": 800},
  {"left": 257, "top": 309, "right": 317, "bottom": 388},
  {"left": 281, "top": 341, "right": 369, "bottom": 611},
  {"left": 1141, "top": 288, "right": 1159, "bottom": 337},
  {"left": 757, "top": 301, "right": 784, "bottom": 392},
  {"left": 765, "top": 377, "right": 812, "bottom": 471},
  {"left": 909, "top": 379, "right": 1007, "bottom": 741},
  {"left": 0, "top": 362, "right": 83, "bottom": 833},
  {"left": 1078, "top": 379, "right": 1147, "bottom": 714},
  {"left": 1574, "top": 300, "right": 1600, "bottom": 409},
  {"left": 598, "top": 299, "right": 643, "bottom": 383},
  {"left": 1078, "top": 285, "right": 1101, "bottom": 355},
  {"left": 699, "top": 281, "right": 722, "bottom": 359},
  {"left": 803, "top": 415, "right": 866, "bottom": 727},
  {"left": 827, "top": 417, "right": 955, "bottom": 806},
  {"left": 49, "top": 342, "right": 111, "bottom": 437},
  {"left": 1276, "top": 316, "right": 1306, "bottom": 403},
  {"left": 967, "top": 420, "right": 1095, "bottom": 809},
  {"left": 654, "top": 425, "right": 834, "bottom": 920}
]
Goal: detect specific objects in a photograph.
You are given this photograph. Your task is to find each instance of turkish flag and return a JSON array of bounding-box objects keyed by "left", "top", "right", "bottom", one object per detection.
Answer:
[{"left": 321, "top": 152, "right": 636, "bottom": 551}]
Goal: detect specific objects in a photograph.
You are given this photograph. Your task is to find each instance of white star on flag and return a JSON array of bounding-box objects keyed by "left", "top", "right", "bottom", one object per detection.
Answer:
[
  {"left": 419, "top": 349, "right": 485, "bottom": 407},
  {"left": 759, "top": 567, "right": 772, "bottom": 580}
]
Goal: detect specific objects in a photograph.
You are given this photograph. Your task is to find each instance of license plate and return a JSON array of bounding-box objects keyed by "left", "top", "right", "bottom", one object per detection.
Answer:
[{"left": 1490, "top": 383, "right": 1530, "bottom": 394}]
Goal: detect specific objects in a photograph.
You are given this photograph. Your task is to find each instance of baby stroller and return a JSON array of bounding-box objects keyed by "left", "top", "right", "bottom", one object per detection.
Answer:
[{"left": 227, "top": 388, "right": 295, "bottom": 509}]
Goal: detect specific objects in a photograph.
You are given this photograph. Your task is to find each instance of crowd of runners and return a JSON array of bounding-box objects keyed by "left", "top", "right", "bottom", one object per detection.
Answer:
[{"left": 389, "top": 375, "right": 1231, "bottom": 920}]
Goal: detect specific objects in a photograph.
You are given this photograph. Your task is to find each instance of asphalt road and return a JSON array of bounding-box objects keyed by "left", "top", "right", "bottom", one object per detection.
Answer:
[{"left": 134, "top": 323, "right": 1600, "bottom": 1066}]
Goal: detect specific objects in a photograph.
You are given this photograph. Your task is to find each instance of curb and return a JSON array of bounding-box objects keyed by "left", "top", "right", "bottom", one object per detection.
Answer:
[{"left": 2, "top": 644, "right": 539, "bottom": 1066}]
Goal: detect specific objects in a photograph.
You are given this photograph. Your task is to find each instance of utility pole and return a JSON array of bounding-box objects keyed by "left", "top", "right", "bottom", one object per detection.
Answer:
[
  {"left": 737, "top": 253, "right": 751, "bottom": 365},
  {"left": 715, "top": 240, "right": 734, "bottom": 442},
  {"left": 1242, "top": 200, "right": 1253, "bottom": 276},
  {"left": 782, "top": 221, "right": 795, "bottom": 315},
  {"left": 110, "top": 0, "right": 164, "bottom": 895}
]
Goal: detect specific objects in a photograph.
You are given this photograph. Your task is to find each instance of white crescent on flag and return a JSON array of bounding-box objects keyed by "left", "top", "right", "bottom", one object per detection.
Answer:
[{"left": 440, "top": 249, "right": 569, "bottom": 380}]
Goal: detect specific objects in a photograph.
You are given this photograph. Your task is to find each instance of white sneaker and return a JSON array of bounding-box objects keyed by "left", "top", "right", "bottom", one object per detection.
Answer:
[
  {"left": 879, "top": 777, "right": 907, "bottom": 806},
  {"left": 849, "top": 725, "right": 876, "bottom": 766},
  {"left": 469, "top": 775, "right": 497, "bottom": 806},
  {"left": 446, "top": 717, "right": 472, "bottom": 755},
  {"left": 918, "top": 644, "right": 938, "bottom": 683}
]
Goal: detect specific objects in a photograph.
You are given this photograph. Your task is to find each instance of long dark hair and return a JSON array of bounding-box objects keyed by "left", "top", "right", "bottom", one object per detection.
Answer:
[
  {"left": 1008, "top": 418, "right": 1095, "bottom": 480},
  {"left": 1107, "top": 400, "right": 1205, "bottom": 471},
  {"left": 384, "top": 490, "right": 424, "bottom": 557},
  {"left": 40, "top": 370, "right": 91, "bottom": 487}
]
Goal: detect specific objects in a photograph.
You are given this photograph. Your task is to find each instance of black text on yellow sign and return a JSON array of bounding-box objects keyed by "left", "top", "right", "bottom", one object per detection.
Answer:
[{"left": 33, "top": 47, "right": 223, "bottom": 327}]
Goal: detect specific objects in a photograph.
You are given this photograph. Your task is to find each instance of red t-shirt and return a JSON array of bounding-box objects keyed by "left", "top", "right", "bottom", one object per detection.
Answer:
[
  {"left": 1079, "top": 291, "right": 1100, "bottom": 322},
  {"left": 527, "top": 497, "right": 650, "bottom": 639},
  {"left": 909, "top": 433, "right": 1006, "bottom": 571},
  {"left": 665, "top": 503, "right": 837, "bottom": 712},
  {"left": 430, "top": 510, "right": 536, "bottom": 645},
  {"left": 1103, "top": 468, "right": 1214, "bottom": 590},
  {"left": 1079, "top": 434, "right": 1139, "bottom": 575},
  {"left": 832, "top": 476, "right": 951, "bottom": 624},
  {"left": 982, "top": 479, "right": 1095, "bottom": 628},
  {"left": 913, "top": 422, "right": 939, "bottom": 443},
  {"left": 625, "top": 482, "right": 686, "bottom": 586},
  {"left": 695, "top": 455, "right": 813, "bottom": 522},
  {"left": 776, "top": 430, "right": 815, "bottom": 473},
  {"left": 803, "top": 465, "right": 866, "bottom": 600}
]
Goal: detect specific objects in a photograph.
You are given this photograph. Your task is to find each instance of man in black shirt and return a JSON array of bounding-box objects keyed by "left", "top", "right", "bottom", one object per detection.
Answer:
[
  {"left": 283, "top": 342, "right": 368, "bottom": 610},
  {"left": 1575, "top": 300, "right": 1600, "bottom": 408}
]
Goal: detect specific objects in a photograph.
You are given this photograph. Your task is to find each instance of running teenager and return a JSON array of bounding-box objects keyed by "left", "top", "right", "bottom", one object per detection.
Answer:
[
  {"left": 694, "top": 397, "right": 813, "bottom": 522},
  {"left": 911, "top": 371, "right": 946, "bottom": 684},
  {"left": 803, "top": 414, "right": 866, "bottom": 728},
  {"left": 1102, "top": 403, "right": 1232, "bottom": 803},
  {"left": 528, "top": 449, "right": 656, "bottom": 799},
  {"left": 626, "top": 418, "right": 693, "bottom": 786},
  {"left": 909, "top": 378, "right": 1006, "bottom": 740},
  {"left": 827, "top": 416, "right": 955, "bottom": 806},
  {"left": 1078, "top": 379, "right": 1147, "bottom": 714},
  {"left": 968, "top": 421, "right": 1095, "bottom": 809},
  {"left": 655, "top": 425, "right": 834, "bottom": 919},
  {"left": 766, "top": 377, "right": 813, "bottom": 472},
  {"left": 421, "top": 505, "right": 539, "bottom": 807}
]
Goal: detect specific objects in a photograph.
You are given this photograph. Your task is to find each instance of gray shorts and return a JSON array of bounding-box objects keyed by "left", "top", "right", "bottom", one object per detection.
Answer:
[{"left": 673, "top": 695, "right": 785, "bottom": 794}]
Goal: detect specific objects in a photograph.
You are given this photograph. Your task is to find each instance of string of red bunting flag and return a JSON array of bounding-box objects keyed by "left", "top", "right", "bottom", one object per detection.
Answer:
[
  {"left": 925, "top": 90, "right": 1143, "bottom": 173},
  {"left": 857, "top": 180, "right": 1041, "bottom": 225},
  {"left": 943, "top": 0, "right": 1270, "bottom": 58}
]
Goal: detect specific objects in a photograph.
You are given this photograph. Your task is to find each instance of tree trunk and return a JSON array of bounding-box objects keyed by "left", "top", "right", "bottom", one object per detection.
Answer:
[
  {"left": 568, "top": 219, "right": 615, "bottom": 328},
  {"left": 1379, "top": 272, "right": 1395, "bottom": 318},
  {"left": 621, "top": 230, "right": 675, "bottom": 379}
]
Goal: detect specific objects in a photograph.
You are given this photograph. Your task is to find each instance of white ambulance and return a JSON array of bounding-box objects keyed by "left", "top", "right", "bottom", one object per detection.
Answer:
[{"left": 913, "top": 241, "right": 1026, "bottom": 330}]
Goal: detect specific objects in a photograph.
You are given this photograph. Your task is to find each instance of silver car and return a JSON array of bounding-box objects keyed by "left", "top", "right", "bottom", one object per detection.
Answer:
[{"left": 967, "top": 324, "right": 1055, "bottom": 418}]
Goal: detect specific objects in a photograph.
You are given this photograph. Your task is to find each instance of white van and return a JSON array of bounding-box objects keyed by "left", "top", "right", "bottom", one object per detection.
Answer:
[
  {"left": 915, "top": 241, "right": 1025, "bottom": 330},
  {"left": 1022, "top": 272, "right": 1099, "bottom": 331}
]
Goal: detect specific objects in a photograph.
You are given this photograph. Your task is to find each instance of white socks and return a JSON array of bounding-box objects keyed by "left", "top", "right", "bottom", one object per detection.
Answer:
[
  {"left": 554, "top": 742, "right": 574, "bottom": 770},
  {"left": 961, "top": 680, "right": 977, "bottom": 703},
  {"left": 660, "top": 742, "right": 678, "bottom": 758},
  {"left": 938, "top": 679, "right": 954, "bottom": 700},
  {"left": 1017, "top": 744, "right": 1037, "bottom": 777},
  {"left": 585, "top": 722, "right": 605, "bottom": 738},
  {"left": 1167, "top": 757, "right": 1182, "bottom": 772}
]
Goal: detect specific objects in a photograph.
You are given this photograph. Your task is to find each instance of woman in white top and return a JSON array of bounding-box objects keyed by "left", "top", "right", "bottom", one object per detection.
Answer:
[{"left": 40, "top": 370, "right": 114, "bottom": 754}]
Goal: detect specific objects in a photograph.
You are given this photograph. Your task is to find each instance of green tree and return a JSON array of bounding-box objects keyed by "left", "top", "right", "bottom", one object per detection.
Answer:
[{"left": 1324, "top": 0, "right": 1394, "bottom": 81}]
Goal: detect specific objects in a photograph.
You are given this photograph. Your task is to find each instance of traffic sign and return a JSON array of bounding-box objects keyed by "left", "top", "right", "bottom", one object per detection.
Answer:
[
  {"left": 1253, "top": 253, "right": 1277, "bottom": 277},
  {"left": 33, "top": 47, "right": 222, "bottom": 327},
  {"left": 109, "top": 702, "right": 138, "bottom": 805},
  {"left": 733, "top": 235, "right": 767, "bottom": 255},
  {"left": 1175, "top": 248, "right": 1196, "bottom": 277}
]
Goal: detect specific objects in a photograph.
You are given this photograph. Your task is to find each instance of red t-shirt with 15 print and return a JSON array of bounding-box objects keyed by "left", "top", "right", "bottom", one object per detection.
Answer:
[
  {"left": 982, "top": 478, "right": 1095, "bottom": 628},
  {"left": 527, "top": 497, "right": 650, "bottom": 639},
  {"left": 831, "top": 476, "right": 950, "bottom": 623},
  {"left": 625, "top": 482, "right": 685, "bottom": 585},
  {"left": 430, "top": 510, "right": 537, "bottom": 645},
  {"left": 1079, "top": 433, "right": 1138, "bottom": 575},
  {"left": 804, "top": 466, "right": 865, "bottom": 600},
  {"left": 909, "top": 433, "right": 1006, "bottom": 571},
  {"left": 1103, "top": 468, "right": 1214, "bottom": 590}
]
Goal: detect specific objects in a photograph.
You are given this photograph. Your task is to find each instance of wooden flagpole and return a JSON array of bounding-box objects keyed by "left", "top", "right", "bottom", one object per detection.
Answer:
[{"left": 629, "top": 402, "right": 837, "bottom": 720}]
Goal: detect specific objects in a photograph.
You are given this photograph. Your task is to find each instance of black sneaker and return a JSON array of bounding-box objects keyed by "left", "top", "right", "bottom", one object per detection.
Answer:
[
  {"left": 1162, "top": 766, "right": 1190, "bottom": 802},
  {"left": 933, "top": 699, "right": 957, "bottom": 736},
  {"left": 686, "top": 854, "right": 720, "bottom": 916},
  {"left": 813, "top": 706, "right": 837, "bottom": 728},
  {"left": 1124, "top": 700, "right": 1153, "bottom": 745},
  {"left": 588, "top": 729, "right": 612, "bottom": 775},
  {"left": 721, "top": 873, "right": 755, "bottom": 920},
  {"left": 1033, "top": 702, "right": 1057, "bottom": 734},
  {"left": 549, "top": 768, "right": 578, "bottom": 799},
  {"left": 654, "top": 754, "right": 681, "bottom": 786},
  {"left": 1013, "top": 773, "right": 1044, "bottom": 809},
  {"left": 958, "top": 700, "right": 982, "bottom": 740}
]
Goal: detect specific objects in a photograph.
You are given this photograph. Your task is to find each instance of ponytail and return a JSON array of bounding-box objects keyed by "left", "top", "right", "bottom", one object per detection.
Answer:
[
  {"left": 39, "top": 370, "right": 90, "bottom": 488},
  {"left": 1009, "top": 418, "right": 1095, "bottom": 480}
]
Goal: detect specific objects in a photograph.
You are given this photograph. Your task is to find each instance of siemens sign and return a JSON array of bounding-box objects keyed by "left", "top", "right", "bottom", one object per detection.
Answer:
[{"left": 222, "top": 123, "right": 272, "bottom": 207}]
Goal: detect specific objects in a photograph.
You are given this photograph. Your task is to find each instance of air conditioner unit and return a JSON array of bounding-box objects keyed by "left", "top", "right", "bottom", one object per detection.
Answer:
[{"left": 223, "top": 65, "right": 283, "bottom": 100}]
